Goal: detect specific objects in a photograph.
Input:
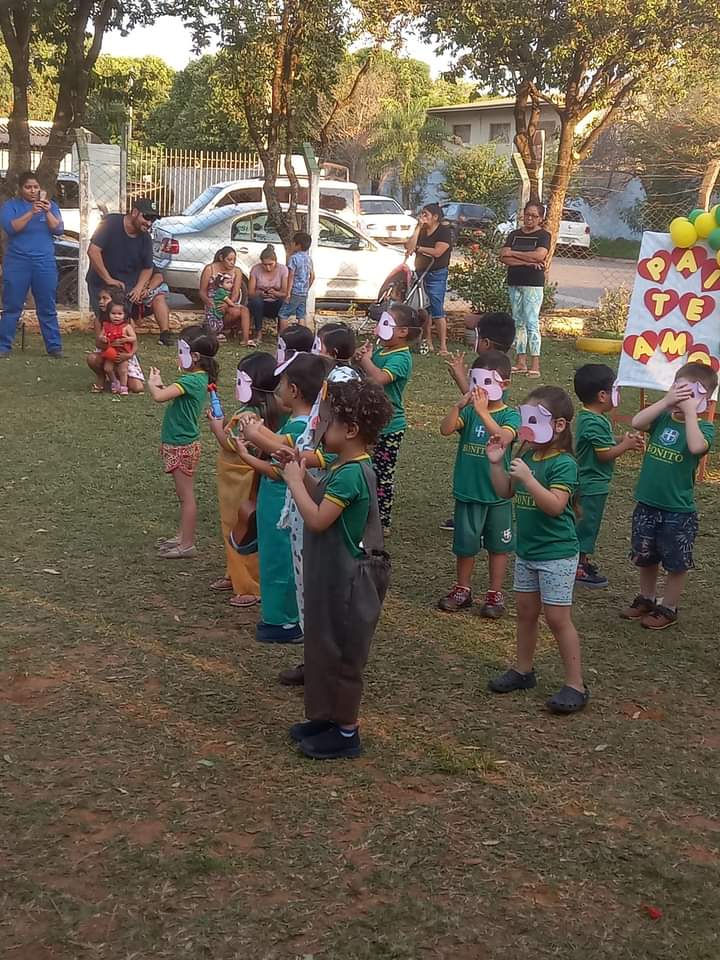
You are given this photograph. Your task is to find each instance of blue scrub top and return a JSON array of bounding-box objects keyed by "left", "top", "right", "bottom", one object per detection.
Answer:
[{"left": 0, "top": 197, "right": 64, "bottom": 259}]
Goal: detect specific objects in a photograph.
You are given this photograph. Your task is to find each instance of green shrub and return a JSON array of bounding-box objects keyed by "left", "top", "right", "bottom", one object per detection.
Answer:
[
  {"left": 593, "top": 285, "right": 630, "bottom": 336},
  {"left": 450, "top": 245, "right": 557, "bottom": 313},
  {"left": 441, "top": 145, "right": 517, "bottom": 219}
]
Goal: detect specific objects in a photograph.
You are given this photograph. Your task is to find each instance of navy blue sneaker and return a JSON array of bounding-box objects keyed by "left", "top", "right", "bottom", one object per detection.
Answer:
[
  {"left": 255, "top": 621, "right": 303, "bottom": 644},
  {"left": 289, "top": 719, "right": 334, "bottom": 742},
  {"left": 439, "top": 517, "right": 454, "bottom": 531},
  {"left": 299, "top": 726, "right": 363, "bottom": 760}
]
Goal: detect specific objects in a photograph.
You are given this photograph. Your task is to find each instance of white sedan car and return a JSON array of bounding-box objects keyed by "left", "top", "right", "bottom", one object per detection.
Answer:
[
  {"left": 152, "top": 203, "right": 405, "bottom": 304},
  {"left": 359, "top": 195, "right": 417, "bottom": 244}
]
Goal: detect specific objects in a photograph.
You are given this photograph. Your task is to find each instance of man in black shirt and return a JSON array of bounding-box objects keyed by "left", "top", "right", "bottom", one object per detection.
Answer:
[{"left": 87, "top": 198, "right": 174, "bottom": 346}]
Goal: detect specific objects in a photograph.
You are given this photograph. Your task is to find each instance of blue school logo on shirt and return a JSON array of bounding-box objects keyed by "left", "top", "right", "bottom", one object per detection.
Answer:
[
  {"left": 659, "top": 427, "right": 680, "bottom": 446},
  {"left": 474, "top": 424, "right": 487, "bottom": 440}
]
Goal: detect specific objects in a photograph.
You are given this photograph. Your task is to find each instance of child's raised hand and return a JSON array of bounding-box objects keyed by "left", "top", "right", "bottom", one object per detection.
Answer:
[
  {"left": 354, "top": 340, "right": 372, "bottom": 362},
  {"left": 665, "top": 381, "right": 693, "bottom": 408},
  {"left": 485, "top": 434, "right": 506, "bottom": 463},
  {"left": 471, "top": 386, "right": 489, "bottom": 414},
  {"left": 458, "top": 390, "right": 473, "bottom": 408},
  {"left": 272, "top": 446, "right": 297, "bottom": 465},
  {"left": 624, "top": 431, "right": 645, "bottom": 452},
  {"left": 446, "top": 351, "right": 467, "bottom": 378},
  {"left": 282, "top": 459, "right": 306, "bottom": 485},
  {"left": 148, "top": 367, "right": 163, "bottom": 387},
  {"left": 508, "top": 457, "right": 532, "bottom": 483}
]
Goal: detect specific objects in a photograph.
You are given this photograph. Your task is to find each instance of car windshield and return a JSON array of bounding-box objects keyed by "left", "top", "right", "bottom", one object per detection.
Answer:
[
  {"left": 361, "top": 198, "right": 403, "bottom": 215},
  {"left": 562, "top": 209, "right": 584, "bottom": 222},
  {"left": 183, "top": 184, "right": 224, "bottom": 216}
]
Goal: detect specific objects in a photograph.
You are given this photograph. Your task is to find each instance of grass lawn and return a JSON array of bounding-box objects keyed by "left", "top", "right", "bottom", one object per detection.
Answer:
[
  {"left": 591, "top": 237, "right": 642, "bottom": 261},
  {"left": 2, "top": 331, "right": 719, "bottom": 960}
]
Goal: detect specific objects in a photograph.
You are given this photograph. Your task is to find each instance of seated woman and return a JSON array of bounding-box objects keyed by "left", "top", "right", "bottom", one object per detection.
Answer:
[
  {"left": 199, "top": 246, "right": 252, "bottom": 344},
  {"left": 247, "top": 245, "right": 289, "bottom": 342},
  {"left": 86, "top": 286, "right": 145, "bottom": 393}
]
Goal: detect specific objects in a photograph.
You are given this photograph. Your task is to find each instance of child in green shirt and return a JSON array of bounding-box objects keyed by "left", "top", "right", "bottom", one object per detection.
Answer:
[
  {"left": 282, "top": 378, "right": 393, "bottom": 761},
  {"left": 573, "top": 363, "right": 644, "bottom": 588},
  {"left": 487, "top": 386, "right": 589, "bottom": 715},
  {"left": 355, "top": 303, "right": 422, "bottom": 532},
  {"left": 621, "top": 362, "right": 717, "bottom": 631},
  {"left": 438, "top": 351, "right": 520, "bottom": 618},
  {"left": 149, "top": 325, "right": 219, "bottom": 560}
]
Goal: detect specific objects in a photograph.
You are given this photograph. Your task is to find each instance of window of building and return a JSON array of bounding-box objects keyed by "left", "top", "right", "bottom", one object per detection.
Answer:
[
  {"left": 452, "top": 124, "right": 471, "bottom": 144},
  {"left": 489, "top": 122, "right": 511, "bottom": 144}
]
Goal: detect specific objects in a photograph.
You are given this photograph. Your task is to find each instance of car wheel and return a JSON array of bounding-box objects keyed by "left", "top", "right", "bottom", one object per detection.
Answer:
[{"left": 57, "top": 269, "right": 78, "bottom": 306}]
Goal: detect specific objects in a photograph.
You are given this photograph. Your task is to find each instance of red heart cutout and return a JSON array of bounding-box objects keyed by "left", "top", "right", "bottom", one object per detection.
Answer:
[
  {"left": 643, "top": 288, "right": 679, "bottom": 321},
  {"left": 700, "top": 259, "right": 720, "bottom": 293},
  {"left": 637, "top": 251, "right": 671, "bottom": 284},
  {"left": 678, "top": 292, "right": 715, "bottom": 326},
  {"left": 688, "top": 342, "right": 720, "bottom": 372},
  {"left": 623, "top": 331, "right": 658, "bottom": 365},
  {"left": 671, "top": 245, "right": 707, "bottom": 277},
  {"left": 658, "top": 328, "right": 693, "bottom": 362}
]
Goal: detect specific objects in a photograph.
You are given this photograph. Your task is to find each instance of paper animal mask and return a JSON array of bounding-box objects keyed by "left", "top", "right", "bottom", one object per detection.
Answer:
[
  {"left": 469, "top": 367, "right": 504, "bottom": 402},
  {"left": 375, "top": 311, "right": 396, "bottom": 341},
  {"left": 178, "top": 339, "right": 193, "bottom": 370},
  {"left": 236, "top": 370, "right": 253, "bottom": 403},
  {"left": 276, "top": 337, "right": 287, "bottom": 365},
  {"left": 679, "top": 380, "right": 708, "bottom": 413},
  {"left": 311, "top": 335, "right": 322, "bottom": 355},
  {"left": 611, "top": 381, "right": 621, "bottom": 408},
  {"left": 518, "top": 403, "right": 555, "bottom": 444}
]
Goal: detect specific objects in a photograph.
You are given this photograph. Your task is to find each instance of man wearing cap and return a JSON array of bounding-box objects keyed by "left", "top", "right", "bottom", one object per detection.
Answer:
[{"left": 87, "top": 198, "right": 174, "bottom": 345}]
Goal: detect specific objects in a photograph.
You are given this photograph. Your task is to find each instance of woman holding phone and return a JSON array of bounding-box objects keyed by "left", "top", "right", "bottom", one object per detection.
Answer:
[
  {"left": 499, "top": 201, "right": 551, "bottom": 379},
  {"left": 0, "top": 171, "right": 65, "bottom": 357}
]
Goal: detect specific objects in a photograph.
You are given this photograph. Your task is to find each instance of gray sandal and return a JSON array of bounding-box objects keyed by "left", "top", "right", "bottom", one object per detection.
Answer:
[
  {"left": 488, "top": 669, "right": 537, "bottom": 694},
  {"left": 546, "top": 685, "right": 589, "bottom": 714}
]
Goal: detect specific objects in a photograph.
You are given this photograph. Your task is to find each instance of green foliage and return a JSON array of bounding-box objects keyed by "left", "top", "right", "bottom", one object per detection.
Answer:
[
  {"left": 368, "top": 98, "right": 446, "bottom": 207},
  {"left": 441, "top": 145, "right": 516, "bottom": 218},
  {"left": 0, "top": 41, "right": 58, "bottom": 120},
  {"left": 449, "top": 245, "right": 511, "bottom": 314},
  {"left": 450, "top": 239, "right": 556, "bottom": 313},
  {"left": 84, "top": 55, "right": 175, "bottom": 144},
  {"left": 593, "top": 285, "right": 631, "bottom": 337},
  {"left": 144, "top": 55, "right": 252, "bottom": 151}
]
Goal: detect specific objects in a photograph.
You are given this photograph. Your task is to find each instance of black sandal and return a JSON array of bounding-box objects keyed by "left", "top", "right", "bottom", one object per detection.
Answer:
[
  {"left": 546, "top": 685, "right": 590, "bottom": 714},
  {"left": 488, "top": 669, "right": 537, "bottom": 694}
]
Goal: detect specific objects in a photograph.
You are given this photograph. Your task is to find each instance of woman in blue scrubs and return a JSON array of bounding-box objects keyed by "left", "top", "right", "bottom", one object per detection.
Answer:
[{"left": 0, "top": 171, "right": 65, "bottom": 357}]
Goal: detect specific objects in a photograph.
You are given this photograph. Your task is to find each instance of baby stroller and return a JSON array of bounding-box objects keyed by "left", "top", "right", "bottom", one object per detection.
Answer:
[{"left": 367, "top": 258, "right": 434, "bottom": 349}]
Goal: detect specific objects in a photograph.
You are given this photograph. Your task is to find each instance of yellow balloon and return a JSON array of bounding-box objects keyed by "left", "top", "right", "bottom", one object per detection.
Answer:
[
  {"left": 669, "top": 217, "right": 698, "bottom": 249},
  {"left": 695, "top": 211, "right": 716, "bottom": 238},
  {"left": 716, "top": 249, "right": 720, "bottom": 267}
]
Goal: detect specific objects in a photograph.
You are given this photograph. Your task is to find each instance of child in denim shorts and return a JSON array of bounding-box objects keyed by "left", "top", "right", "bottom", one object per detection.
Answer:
[
  {"left": 621, "top": 362, "right": 717, "bottom": 630},
  {"left": 279, "top": 231, "right": 314, "bottom": 328},
  {"left": 437, "top": 351, "right": 520, "bottom": 618},
  {"left": 486, "top": 386, "right": 588, "bottom": 715}
]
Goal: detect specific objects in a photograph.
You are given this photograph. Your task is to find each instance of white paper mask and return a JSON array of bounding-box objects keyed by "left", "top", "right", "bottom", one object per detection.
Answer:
[
  {"left": 178, "top": 338, "right": 192, "bottom": 370},
  {"left": 611, "top": 381, "right": 621, "bottom": 408},
  {"left": 518, "top": 403, "right": 555, "bottom": 444},
  {"left": 276, "top": 337, "right": 287, "bottom": 365},
  {"left": 682, "top": 380, "right": 708, "bottom": 413},
  {"left": 473, "top": 327, "right": 480, "bottom": 352},
  {"left": 274, "top": 351, "right": 299, "bottom": 376},
  {"left": 311, "top": 335, "right": 322, "bottom": 355},
  {"left": 375, "top": 311, "right": 396, "bottom": 341},
  {"left": 236, "top": 370, "right": 253, "bottom": 404},
  {"left": 469, "top": 367, "right": 504, "bottom": 402}
]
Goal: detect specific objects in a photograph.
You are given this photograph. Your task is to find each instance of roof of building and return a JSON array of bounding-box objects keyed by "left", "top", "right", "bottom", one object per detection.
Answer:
[
  {"left": 428, "top": 97, "right": 557, "bottom": 114},
  {"left": 0, "top": 118, "right": 96, "bottom": 148}
]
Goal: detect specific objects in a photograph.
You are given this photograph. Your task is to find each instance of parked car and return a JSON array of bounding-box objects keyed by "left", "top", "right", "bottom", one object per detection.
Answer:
[
  {"left": 441, "top": 201, "right": 497, "bottom": 245},
  {"left": 359, "top": 195, "right": 416, "bottom": 244},
  {"left": 54, "top": 235, "right": 80, "bottom": 305},
  {"left": 497, "top": 208, "right": 592, "bottom": 252},
  {"left": 152, "top": 203, "right": 406, "bottom": 304},
  {"left": 183, "top": 176, "right": 362, "bottom": 228},
  {"left": 557, "top": 207, "right": 591, "bottom": 251}
]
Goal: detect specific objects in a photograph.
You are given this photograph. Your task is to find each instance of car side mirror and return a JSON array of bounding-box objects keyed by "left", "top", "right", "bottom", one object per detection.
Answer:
[
  {"left": 349, "top": 238, "right": 367, "bottom": 251},
  {"left": 404, "top": 210, "right": 412, "bottom": 216}
]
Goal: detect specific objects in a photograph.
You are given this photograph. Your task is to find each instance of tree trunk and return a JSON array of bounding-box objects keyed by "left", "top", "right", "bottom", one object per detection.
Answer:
[
  {"left": 0, "top": 6, "right": 32, "bottom": 202},
  {"left": 698, "top": 159, "right": 720, "bottom": 210},
  {"left": 543, "top": 116, "right": 576, "bottom": 273},
  {"left": 513, "top": 80, "right": 543, "bottom": 202}
]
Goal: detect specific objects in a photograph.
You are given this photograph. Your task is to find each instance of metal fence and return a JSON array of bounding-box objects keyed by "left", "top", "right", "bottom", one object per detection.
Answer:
[{"left": 128, "top": 146, "right": 262, "bottom": 216}]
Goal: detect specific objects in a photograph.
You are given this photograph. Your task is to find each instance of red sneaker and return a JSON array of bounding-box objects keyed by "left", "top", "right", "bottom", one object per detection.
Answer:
[
  {"left": 438, "top": 584, "right": 472, "bottom": 612},
  {"left": 479, "top": 590, "right": 506, "bottom": 619}
]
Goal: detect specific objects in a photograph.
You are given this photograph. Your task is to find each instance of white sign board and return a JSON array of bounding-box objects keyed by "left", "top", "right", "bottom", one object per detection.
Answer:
[{"left": 616, "top": 231, "right": 720, "bottom": 392}]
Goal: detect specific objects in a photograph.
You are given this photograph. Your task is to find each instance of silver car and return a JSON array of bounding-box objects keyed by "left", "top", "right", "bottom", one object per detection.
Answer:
[{"left": 152, "top": 203, "right": 405, "bottom": 304}]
